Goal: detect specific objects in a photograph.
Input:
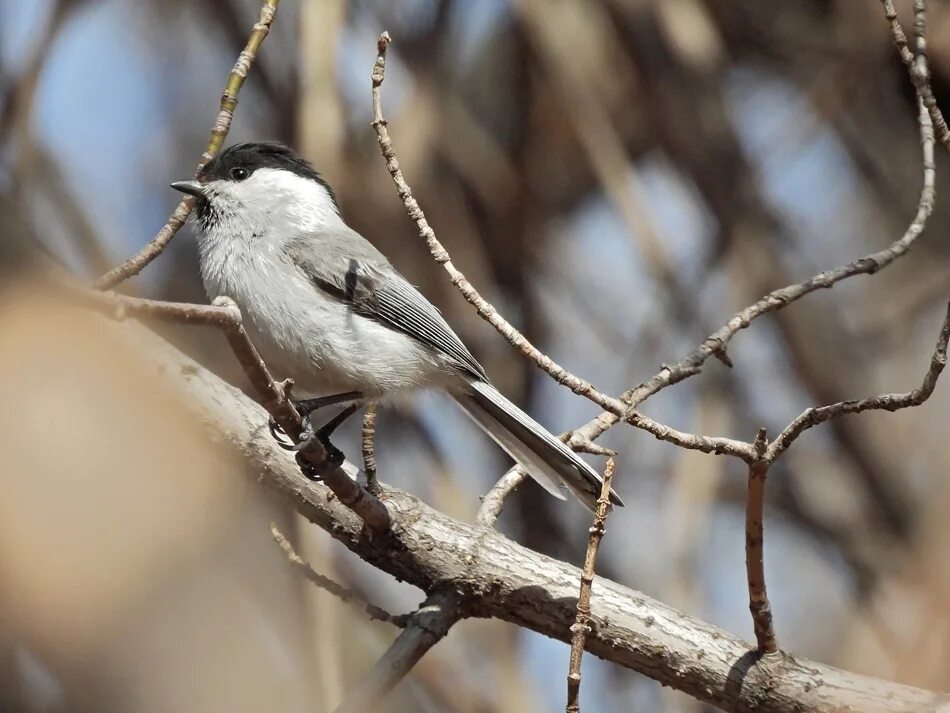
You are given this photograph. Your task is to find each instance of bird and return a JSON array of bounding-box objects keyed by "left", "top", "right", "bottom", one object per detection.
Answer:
[{"left": 171, "top": 141, "right": 622, "bottom": 511}]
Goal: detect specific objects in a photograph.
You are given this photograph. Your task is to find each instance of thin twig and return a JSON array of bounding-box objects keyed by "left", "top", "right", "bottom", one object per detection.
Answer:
[
  {"left": 745, "top": 430, "right": 778, "bottom": 654},
  {"left": 881, "top": 0, "right": 950, "bottom": 153},
  {"left": 93, "top": 0, "right": 280, "bottom": 290},
  {"left": 477, "top": 467, "right": 528, "bottom": 527},
  {"left": 370, "top": 31, "right": 754, "bottom": 463},
  {"left": 571, "top": 45, "right": 938, "bottom": 450},
  {"left": 270, "top": 524, "right": 407, "bottom": 626},
  {"left": 763, "top": 13, "right": 944, "bottom": 462},
  {"left": 361, "top": 403, "right": 379, "bottom": 492},
  {"left": 565, "top": 458, "right": 616, "bottom": 713},
  {"left": 83, "top": 288, "right": 391, "bottom": 530},
  {"left": 334, "top": 590, "right": 462, "bottom": 713},
  {"left": 767, "top": 287, "right": 949, "bottom": 461}
]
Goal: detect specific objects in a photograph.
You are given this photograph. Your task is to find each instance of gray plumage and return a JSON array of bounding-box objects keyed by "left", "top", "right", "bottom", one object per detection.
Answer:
[
  {"left": 173, "top": 142, "right": 623, "bottom": 511},
  {"left": 287, "top": 234, "right": 488, "bottom": 383}
]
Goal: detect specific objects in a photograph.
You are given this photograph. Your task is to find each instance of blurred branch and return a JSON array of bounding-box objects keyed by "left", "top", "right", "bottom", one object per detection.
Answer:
[
  {"left": 0, "top": 0, "right": 80, "bottom": 145},
  {"left": 565, "top": 458, "right": 616, "bottom": 713},
  {"left": 334, "top": 590, "right": 462, "bottom": 713},
  {"left": 371, "top": 31, "right": 755, "bottom": 462},
  {"left": 119, "top": 321, "right": 949, "bottom": 712},
  {"left": 270, "top": 523, "right": 408, "bottom": 627},
  {"left": 26, "top": 144, "right": 115, "bottom": 276},
  {"left": 746, "top": 430, "right": 778, "bottom": 655},
  {"left": 93, "top": 0, "right": 280, "bottom": 290},
  {"left": 83, "top": 288, "right": 391, "bottom": 530},
  {"left": 518, "top": 0, "right": 715, "bottom": 342}
]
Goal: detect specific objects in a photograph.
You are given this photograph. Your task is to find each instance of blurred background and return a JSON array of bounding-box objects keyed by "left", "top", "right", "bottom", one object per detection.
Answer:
[{"left": 2, "top": 0, "right": 949, "bottom": 711}]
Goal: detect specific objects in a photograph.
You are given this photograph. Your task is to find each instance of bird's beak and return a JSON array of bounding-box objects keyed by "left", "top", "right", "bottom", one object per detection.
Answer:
[{"left": 170, "top": 179, "right": 206, "bottom": 198}]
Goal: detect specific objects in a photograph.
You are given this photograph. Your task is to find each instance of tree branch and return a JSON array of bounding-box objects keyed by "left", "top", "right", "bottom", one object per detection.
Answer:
[
  {"left": 477, "top": 467, "right": 528, "bottom": 527},
  {"left": 334, "top": 590, "right": 462, "bottom": 713},
  {"left": 766, "top": 299, "right": 950, "bottom": 462},
  {"left": 762, "top": 7, "right": 944, "bottom": 463},
  {"left": 93, "top": 0, "right": 280, "bottom": 290},
  {"left": 571, "top": 15, "right": 938, "bottom": 448},
  {"left": 120, "top": 318, "right": 948, "bottom": 713},
  {"left": 746, "top": 430, "right": 778, "bottom": 655},
  {"left": 270, "top": 523, "right": 408, "bottom": 627},
  {"left": 370, "top": 31, "right": 755, "bottom": 463},
  {"left": 881, "top": 0, "right": 950, "bottom": 153},
  {"left": 82, "top": 288, "right": 391, "bottom": 530},
  {"left": 565, "top": 458, "right": 615, "bottom": 713},
  {"left": 361, "top": 403, "right": 379, "bottom": 492}
]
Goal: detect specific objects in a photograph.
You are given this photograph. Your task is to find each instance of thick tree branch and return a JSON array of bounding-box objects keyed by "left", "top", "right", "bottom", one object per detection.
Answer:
[
  {"left": 121, "top": 318, "right": 948, "bottom": 713},
  {"left": 93, "top": 0, "right": 280, "bottom": 290}
]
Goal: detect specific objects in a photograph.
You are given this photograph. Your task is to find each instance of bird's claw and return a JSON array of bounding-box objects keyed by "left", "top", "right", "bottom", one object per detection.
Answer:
[
  {"left": 289, "top": 417, "right": 316, "bottom": 451},
  {"left": 295, "top": 452, "right": 321, "bottom": 481},
  {"left": 293, "top": 429, "right": 345, "bottom": 482},
  {"left": 268, "top": 415, "right": 296, "bottom": 450}
]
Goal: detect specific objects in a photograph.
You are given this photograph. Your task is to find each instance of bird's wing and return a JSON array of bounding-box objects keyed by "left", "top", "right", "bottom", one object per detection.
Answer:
[{"left": 286, "top": 230, "right": 488, "bottom": 382}]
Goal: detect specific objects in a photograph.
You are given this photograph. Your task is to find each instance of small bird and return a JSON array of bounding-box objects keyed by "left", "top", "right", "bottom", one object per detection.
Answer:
[{"left": 172, "top": 142, "right": 622, "bottom": 511}]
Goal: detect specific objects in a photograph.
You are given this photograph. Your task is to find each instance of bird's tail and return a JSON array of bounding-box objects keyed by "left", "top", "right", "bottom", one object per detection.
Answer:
[{"left": 453, "top": 380, "right": 624, "bottom": 512}]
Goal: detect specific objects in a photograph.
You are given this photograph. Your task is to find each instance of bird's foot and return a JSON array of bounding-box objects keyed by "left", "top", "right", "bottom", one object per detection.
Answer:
[
  {"left": 281, "top": 403, "right": 360, "bottom": 481},
  {"left": 293, "top": 429, "right": 345, "bottom": 482},
  {"left": 268, "top": 390, "right": 363, "bottom": 448}
]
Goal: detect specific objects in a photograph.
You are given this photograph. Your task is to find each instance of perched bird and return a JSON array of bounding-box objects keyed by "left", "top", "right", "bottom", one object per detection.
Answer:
[{"left": 172, "top": 142, "right": 622, "bottom": 511}]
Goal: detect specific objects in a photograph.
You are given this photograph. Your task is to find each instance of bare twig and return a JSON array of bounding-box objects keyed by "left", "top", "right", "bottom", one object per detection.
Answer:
[
  {"left": 370, "top": 31, "right": 755, "bottom": 463},
  {"left": 571, "top": 48, "right": 938, "bottom": 449},
  {"left": 93, "top": 0, "right": 280, "bottom": 290},
  {"left": 881, "top": 0, "right": 950, "bottom": 153},
  {"left": 361, "top": 403, "right": 379, "bottom": 492},
  {"left": 762, "top": 9, "right": 943, "bottom": 463},
  {"left": 477, "top": 467, "right": 528, "bottom": 527},
  {"left": 767, "top": 299, "right": 950, "bottom": 462},
  {"left": 334, "top": 590, "right": 462, "bottom": 713},
  {"left": 270, "top": 524, "right": 407, "bottom": 626},
  {"left": 83, "top": 288, "right": 391, "bottom": 530},
  {"left": 565, "top": 458, "right": 616, "bottom": 713},
  {"left": 746, "top": 430, "right": 778, "bottom": 654}
]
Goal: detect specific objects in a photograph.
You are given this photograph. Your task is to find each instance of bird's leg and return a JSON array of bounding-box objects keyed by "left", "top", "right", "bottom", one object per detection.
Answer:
[
  {"left": 294, "top": 391, "right": 363, "bottom": 418},
  {"left": 269, "top": 390, "right": 362, "bottom": 447},
  {"left": 293, "top": 404, "right": 361, "bottom": 481}
]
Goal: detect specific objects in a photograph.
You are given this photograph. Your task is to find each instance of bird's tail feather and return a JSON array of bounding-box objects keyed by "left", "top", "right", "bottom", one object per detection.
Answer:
[{"left": 453, "top": 381, "right": 624, "bottom": 512}]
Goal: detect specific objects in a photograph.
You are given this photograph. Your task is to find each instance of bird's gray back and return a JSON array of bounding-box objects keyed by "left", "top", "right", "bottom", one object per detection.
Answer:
[{"left": 285, "top": 226, "right": 488, "bottom": 383}]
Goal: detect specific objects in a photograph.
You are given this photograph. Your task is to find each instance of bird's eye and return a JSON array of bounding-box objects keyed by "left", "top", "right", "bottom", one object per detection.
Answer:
[{"left": 230, "top": 167, "right": 249, "bottom": 181}]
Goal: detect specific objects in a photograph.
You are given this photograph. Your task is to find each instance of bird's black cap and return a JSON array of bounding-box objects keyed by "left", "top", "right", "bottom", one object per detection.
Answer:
[{"left": 199, "top": 141, "right": 339, "bottom": 211}]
